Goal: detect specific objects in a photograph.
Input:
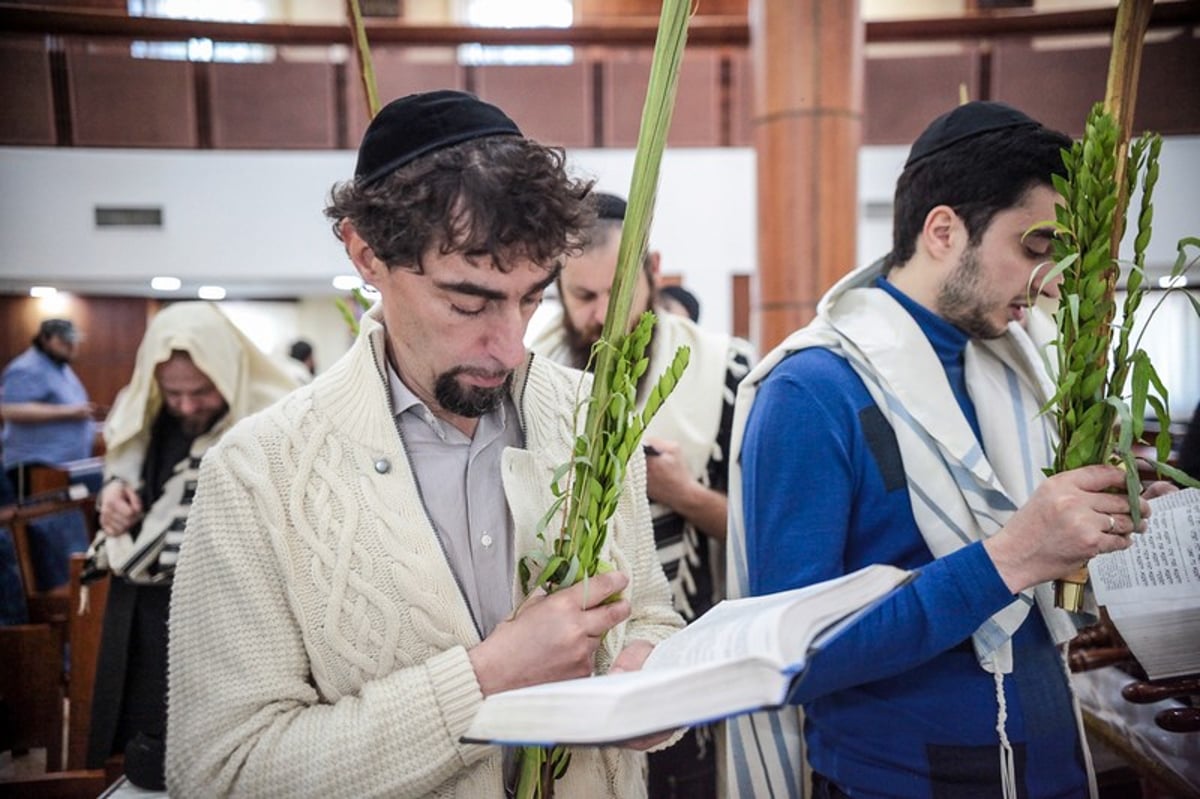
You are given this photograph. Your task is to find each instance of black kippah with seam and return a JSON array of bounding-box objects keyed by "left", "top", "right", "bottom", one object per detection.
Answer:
[
  {"left": 355, "top": 89, "right": 523, "bottom": 186},
  {"left": 905, "top": 101, "right": 1041, "bottom": 169}
]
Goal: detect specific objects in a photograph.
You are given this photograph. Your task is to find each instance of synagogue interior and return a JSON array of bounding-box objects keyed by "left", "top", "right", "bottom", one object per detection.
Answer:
[{"left": 1, "top": 0, "right": 1198, "bottom": 797}]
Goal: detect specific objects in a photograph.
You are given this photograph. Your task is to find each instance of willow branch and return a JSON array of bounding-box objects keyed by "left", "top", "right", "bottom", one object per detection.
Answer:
[
  {"left": 346, "top": 0, "right": 381, "bottom": 119},
  {"left": 1103, "top": 0, "right": 1151, "bottom": 258}
]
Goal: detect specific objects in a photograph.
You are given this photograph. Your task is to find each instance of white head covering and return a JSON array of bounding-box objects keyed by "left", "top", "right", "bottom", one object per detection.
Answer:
[{"left": 104, "top": 302, "right": 296, "bottom": 464}]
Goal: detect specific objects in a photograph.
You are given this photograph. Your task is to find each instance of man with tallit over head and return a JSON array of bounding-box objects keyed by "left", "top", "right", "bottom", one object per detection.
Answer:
[{"left": 86, "top": 301, "right": 295, "bottom": 789}]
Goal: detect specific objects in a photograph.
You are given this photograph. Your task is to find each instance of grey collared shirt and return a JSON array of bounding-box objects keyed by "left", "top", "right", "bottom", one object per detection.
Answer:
[{"left": 387, "top": 363, "right": 521, "bottom": 637}]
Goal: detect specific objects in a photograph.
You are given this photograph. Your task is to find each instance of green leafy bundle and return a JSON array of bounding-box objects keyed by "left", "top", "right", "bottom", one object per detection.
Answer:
[
  {"left": 1043, "top": 104, "right": 1199, "bottom": 609},
  {"left": 520, "top": 314, "right": 689, "bottom": 595},
  {"left": 1046, "top": 105, "right": 1199, "bottom": 498}
]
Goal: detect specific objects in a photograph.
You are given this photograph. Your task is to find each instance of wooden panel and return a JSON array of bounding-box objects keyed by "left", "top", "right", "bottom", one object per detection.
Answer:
[
  {"left": 0, "top": 624, "right": 65, "bottom": 771},
  {"left": 208, "top": 61, "right": 337, "bottom": 149},
  {"left": 1133, "top": 33, "right": 1200, "bottom": 137},
  {"left": 989, "top": 36, "right": 1200, "bottom": 136},
  {"left": 732, "top": 273, "right": 750, "bottom": 341},
  {"left": 578, "top": 0, "right": 746, "bottom": 19},
  {"left": 993, "top": 37, "right": 1200, "bottom": 136},
  {"left": 602, "top": 50, "right": 722, "bottom": 147},
  {"left": 864, "top": 51, "right": 979, "bottom": 146},
  {"left": 66, "top": 44, "right": 196, "bottom": 147},
  {"left": 345, "top": 49, "right": 464, "bottom": 145},
  {"left": 475, "top": 62, "right": 593, "bottom": 148},
  {"left": 2, "top": 0, "right": 123, "bottom": 7},
  {"left": 66, "top": 554, "right": 107, "bottom": 771},
  {"left": 71, "top": 297, "right": 147, "bottom": 416},
  {"left": 0, "top": 36, "right": 56, "bottom": 145},
  {"left": 730, "top": 49, "right": 753, "bottom": 147},
  {"left": 0, "top": 770, "right": 111, "bottom": 799},
  {"left": 992, "top": 40, "right": 1106, "bottom": 138}
]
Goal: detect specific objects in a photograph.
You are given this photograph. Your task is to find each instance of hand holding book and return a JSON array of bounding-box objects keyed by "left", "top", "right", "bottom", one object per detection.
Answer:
[{"left": 464, "top": 563, "right": 913, "bottom": 746}]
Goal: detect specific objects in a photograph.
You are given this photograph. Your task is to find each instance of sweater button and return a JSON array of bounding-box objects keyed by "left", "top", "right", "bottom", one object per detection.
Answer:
[{"left": 373, "top": 458, "right": 391, "bottom": 474}]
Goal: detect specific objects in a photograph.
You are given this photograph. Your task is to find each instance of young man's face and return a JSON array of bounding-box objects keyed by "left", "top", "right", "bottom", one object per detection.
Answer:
[
  {"left": 937, "top": 183, "right": 1062, "bottom": 340},
  {"left": 155, "top": 352, "right": 229, "bottom": 436},
  {"left": 558, "top": 233, "right": 654, "bottom": 369},
  {"left": 370, "top": 244, "right": 557, "bottom": 434}
]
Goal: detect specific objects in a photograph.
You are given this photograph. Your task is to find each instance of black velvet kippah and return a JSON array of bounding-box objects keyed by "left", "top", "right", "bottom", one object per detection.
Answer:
[
  {"left": 905, "top": 101, "right": 1041, "bottom": 168},
  {"left": 594, "top": 192, "right": 627, "bottom": 221},
  {"left": 355, "top": 90, "right": 522, "bottom": 186}
]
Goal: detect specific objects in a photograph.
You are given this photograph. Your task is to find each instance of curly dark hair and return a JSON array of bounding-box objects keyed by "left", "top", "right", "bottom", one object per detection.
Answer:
[
  {"left": 885, "top": 124, "right": 1072, "bottom": 271},
  {"left": 326, "top": 135, "right": 595, "bottom": 272}
]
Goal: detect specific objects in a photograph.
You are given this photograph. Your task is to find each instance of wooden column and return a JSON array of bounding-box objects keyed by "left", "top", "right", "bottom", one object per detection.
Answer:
[{"left": 750, "top": 0, "right": 862, "bottom": 350}]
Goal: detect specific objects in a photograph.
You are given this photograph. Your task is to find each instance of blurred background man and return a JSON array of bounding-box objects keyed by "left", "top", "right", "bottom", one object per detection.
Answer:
[
  {"left": 1, "top": 318, "right": 96, "bottom": 498},
  {"left": 0, "top": 318, "right": 97, "bottom": 599}
]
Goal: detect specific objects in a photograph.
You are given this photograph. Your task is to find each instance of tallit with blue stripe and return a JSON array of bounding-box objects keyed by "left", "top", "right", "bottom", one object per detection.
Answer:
[{"left": 724, "top": 260, "right": 1096, "bottom": 799}]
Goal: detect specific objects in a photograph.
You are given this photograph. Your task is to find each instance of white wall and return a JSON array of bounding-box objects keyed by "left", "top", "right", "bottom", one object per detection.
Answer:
[{"left": 1, "top": 138, "right": 1197, "bottom": 411}]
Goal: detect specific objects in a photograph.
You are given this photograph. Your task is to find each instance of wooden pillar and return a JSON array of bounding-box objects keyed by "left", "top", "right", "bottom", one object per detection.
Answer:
[{"left": 750, "top": 0, "right": 862, "bottom": 350}]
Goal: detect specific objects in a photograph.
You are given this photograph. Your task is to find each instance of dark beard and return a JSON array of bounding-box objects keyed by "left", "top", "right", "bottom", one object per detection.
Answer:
[
  {"left": 562, "top": 320, "right": 601, "bottom": 372},
  {"left": 177, "top": 405, "right": 228, "bottom": 437},
  {"left": 435, "top": 368, "right": 511, "bottom": 418},
  {"left": 936, "top": 247, "right": 1005, "bottom": 340},
  {"left": 561, "top": 314, "right": 658, "bottom": 399}
]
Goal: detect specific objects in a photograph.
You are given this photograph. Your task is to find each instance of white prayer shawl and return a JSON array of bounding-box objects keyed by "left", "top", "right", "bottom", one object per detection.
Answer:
[
  {"left": 98, "top": 302, "right": 296, "bottom": 583},
  {"left": 724, "top": 261, "right": 1096, "bottom": 799}
]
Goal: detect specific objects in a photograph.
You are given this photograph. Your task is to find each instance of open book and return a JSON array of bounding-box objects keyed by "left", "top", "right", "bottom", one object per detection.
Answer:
[
  {"left": 1091, "top": 487, "right": 1200, "bottom": 680},
  {"left": 462, "top": 562, "right": 913, "bottom": 746}
]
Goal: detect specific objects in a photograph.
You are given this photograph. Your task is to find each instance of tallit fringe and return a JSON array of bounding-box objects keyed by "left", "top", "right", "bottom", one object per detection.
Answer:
[{"left": 994, "top": 670, "right": 1017, "bottom": 799}]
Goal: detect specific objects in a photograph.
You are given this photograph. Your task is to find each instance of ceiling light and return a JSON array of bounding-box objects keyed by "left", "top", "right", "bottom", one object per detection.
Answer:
[
  {"left": 30, "top": 286, "right": 57, "bottom": 298},
  {"left": 1158, "top": 275, "right": 1188, "bottom": 289},
  {"left": 151, "top": 276, "right": 182, "bottom": 291},
  {"left": 197, "top": 285, "right": 226, "bottom": 300},
  {"left": 332, "top": 275, "right": 361, "bottom": 291}
]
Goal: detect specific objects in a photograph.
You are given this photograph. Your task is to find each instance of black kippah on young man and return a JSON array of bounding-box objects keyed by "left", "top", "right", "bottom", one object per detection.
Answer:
[{"left": 905, "top": 101, "right": 1042, "bottom": 168}]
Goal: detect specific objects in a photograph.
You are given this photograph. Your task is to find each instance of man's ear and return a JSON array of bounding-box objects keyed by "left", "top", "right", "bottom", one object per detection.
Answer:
[
  {"left": 921, "top": 205, "right": 962, "bottom": 262},
  {"left": 341, "top": 220, "right": 385, "bottom": 284}
]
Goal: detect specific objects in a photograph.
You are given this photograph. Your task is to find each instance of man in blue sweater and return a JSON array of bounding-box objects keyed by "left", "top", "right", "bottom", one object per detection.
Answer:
[{"left": 728, "top": 103, "right": 1152, "bottom": 798}]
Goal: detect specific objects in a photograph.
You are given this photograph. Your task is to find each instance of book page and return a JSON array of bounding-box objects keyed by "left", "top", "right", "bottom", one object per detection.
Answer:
[
  {"left": 643, "top": 584, "right": 814, "bottom": 672},
  {"left": 1091, "top": 488, "right": 1200, "bottom": 611},
  {"left": 644, "top": 564, "right": 908, "bottom": 672},
  {"left": 1091, "top": 488, "right": 1200, "bottom": 679}
]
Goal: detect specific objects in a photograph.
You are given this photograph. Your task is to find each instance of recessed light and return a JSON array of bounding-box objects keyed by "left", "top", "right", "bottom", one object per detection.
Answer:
[
  {"left": 332, "top": 275, "right": 361, "bottom": 291},
  {"left": 197, "top": 285, "right": 226, "bottom": 300},
  {"left": 151, "top": 276, "right": 182, "bottom": 291},
  {"left": 30, "top": 286, "right": 57, "bottom": 298}
]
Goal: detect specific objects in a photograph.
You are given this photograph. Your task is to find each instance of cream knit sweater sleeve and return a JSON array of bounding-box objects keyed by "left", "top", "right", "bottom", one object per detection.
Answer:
[{"left": 166, "top": 428, "right": 489, "bottom": 798}]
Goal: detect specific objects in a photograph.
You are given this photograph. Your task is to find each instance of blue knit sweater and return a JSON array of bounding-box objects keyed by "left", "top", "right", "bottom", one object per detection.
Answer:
[{"left": 740, "top": 280, "right": 1088, "bottom": 798}]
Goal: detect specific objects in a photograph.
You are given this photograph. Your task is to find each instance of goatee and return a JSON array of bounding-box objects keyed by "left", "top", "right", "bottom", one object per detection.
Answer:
[{"left": 435, "top": 368, "right": 512, "bottom": 418}]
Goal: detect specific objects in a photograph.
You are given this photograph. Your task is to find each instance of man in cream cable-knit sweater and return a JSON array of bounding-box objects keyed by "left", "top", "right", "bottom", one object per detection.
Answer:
[{"left": 166, "top": 91, "right": 684, "bottom": 798}]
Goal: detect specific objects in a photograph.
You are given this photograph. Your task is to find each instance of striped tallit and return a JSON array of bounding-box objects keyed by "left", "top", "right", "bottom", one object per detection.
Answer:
[{"left": 724, "top": 260, "right": 1097, "bottom": 799}]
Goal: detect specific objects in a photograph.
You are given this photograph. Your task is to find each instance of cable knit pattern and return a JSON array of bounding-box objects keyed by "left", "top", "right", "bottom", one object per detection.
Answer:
[{"left": 167, "top": 306, "right": 682, "bottom": 798}]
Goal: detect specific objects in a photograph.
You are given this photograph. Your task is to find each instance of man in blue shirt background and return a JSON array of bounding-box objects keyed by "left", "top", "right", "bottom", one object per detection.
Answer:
[
  {"left": 1, "top": 317, "right": 96, "bottom": 593},
  {"left": 2, "top": 317, "right": 96, "bottom": 493}
]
